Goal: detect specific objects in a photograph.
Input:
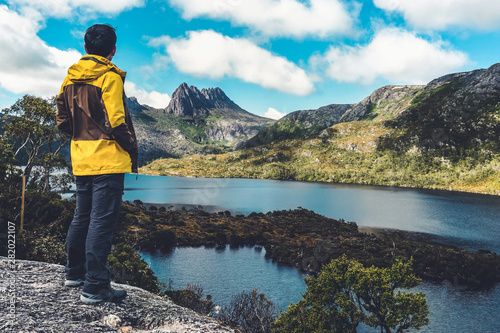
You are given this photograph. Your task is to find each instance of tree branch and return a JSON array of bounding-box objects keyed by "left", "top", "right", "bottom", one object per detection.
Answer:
[{"left": 14, "top": 135, "right": 30, "bottom": 157}]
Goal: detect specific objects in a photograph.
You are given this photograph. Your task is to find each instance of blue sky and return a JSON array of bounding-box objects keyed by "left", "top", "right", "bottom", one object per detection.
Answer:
[{"left": 1, "top": 0, "right": 499, "bottom": 119}]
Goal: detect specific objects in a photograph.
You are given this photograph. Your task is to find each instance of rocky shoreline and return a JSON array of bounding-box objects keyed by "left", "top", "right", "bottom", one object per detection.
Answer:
[
  {"left": 0, "top": 258, "right": 237, "bottom": 333},
  {"left": 143, "top": 202, "right": 466, "bottom": 249},
  {"left": 114, "top": 203, "right": 500, "bottom": 287}
]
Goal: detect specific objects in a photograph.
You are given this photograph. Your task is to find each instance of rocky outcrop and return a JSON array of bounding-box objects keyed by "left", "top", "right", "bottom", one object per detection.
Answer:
[
  {"left": 127, "top": 96, "right": 149, "bottom": 114},
  {"left": 284, "top": 103, "right": 352, "bottom": 128},
  {"left": 133, "top": 123, "right": 195, "bottom": 162},
  {"left": 384, "top": 63, "right": 500, "bottom": 151},
  {"left": 0, "top": 258, "right": 236, "bottom": 333},
  {"left": 424, "top": 64, "right": 500, "bottom": 105},
  {"left": 165, "top": 83, "right": 213, "bottom": 118},
  {"left": 339, "top": 85, "right": 424, "bottom": 122},
  {"left": 200, "top": 87, "right": 242, "bottom": 111},
  {"left": 204, "top": 118, "right": 263, "bottom": 142}
]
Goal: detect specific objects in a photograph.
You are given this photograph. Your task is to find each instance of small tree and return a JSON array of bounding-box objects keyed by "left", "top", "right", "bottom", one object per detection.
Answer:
[
  {"left": 273, "top": 256, "right": 429, "bottom": 333},
  {"left": 31, "top": 152, "right": 72, "bottom": 193},
  {"left": 357, "top": 259, "right": 429, "bottom": 333},
  {"left": 2, "top": 95, "right": 70, "bottom": 190},
  {"left": 0, "top": 135, "right": 21, "bottom": 191}
]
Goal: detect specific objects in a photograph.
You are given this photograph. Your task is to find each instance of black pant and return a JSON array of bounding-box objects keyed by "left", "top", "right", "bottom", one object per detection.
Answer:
[{"left": 65, "top": 173, "right": 124, "bottom": 294}]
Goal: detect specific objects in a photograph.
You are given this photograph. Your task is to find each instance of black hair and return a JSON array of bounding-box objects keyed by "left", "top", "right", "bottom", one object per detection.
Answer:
[{"left": 84, "top": 24, "right": 117, "bottom": 57}]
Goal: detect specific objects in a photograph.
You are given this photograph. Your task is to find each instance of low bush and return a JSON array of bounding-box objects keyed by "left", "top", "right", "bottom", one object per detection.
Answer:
[{"left": 216, "top": 289, "right": 280, "bottom": 333}]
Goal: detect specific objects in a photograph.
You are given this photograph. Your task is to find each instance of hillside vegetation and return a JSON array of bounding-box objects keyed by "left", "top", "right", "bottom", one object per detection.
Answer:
[
  {"left": 141, "top": 122, "right": 500, "bottom": 195},
  {"left": 142, "top": 64, "right": 500, "bottom": 195}
]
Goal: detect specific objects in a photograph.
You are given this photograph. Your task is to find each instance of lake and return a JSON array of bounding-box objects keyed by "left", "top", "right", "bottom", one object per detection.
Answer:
[
  {"left": 125, "top": 174, "right": 500, "bottom": 252},
  {"left": 126, "top": 174, "right": 500, "bottom": 332}
]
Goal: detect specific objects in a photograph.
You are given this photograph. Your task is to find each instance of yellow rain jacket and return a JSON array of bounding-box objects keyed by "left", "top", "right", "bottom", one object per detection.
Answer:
[{"left": 56, "top": 55, "right": 138, "bottom": 176}]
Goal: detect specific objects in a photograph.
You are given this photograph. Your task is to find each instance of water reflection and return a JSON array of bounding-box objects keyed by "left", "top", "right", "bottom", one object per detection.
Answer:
[
  {"left": 139, "top": 245, "right": 307, "bottom": 310},
  {"left": 413, "top": 282, "right": 500, "bottom": 332}
]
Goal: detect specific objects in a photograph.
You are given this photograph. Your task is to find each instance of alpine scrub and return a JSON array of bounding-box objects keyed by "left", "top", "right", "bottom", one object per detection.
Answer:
[{"left": 273, "top": 256, "right": 429, "bottom": 333}]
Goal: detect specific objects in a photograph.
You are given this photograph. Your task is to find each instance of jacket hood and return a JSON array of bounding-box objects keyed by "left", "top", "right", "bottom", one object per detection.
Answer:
[{"left": 68, "top": 55, "right": 126, "bottom": 83}]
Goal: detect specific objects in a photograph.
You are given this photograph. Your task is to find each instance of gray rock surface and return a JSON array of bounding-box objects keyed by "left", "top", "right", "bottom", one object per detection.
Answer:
[
  {"left": 166, "top": 83, "right": 213, "bottom": 118},
  {"left": 165, "top": 83, "right": 269, "bottom": 122},
  {"left": 0, "top": 258, "right": 237, "bottom": 333},
  {"left": 203, "top": 118, "right": 263, "bottom": 142},
  {"left": 283, "top": 103, "right": 352, "bottom": 129},
  {"left": 339, "top": 85, "right": 424, "bottom": 122}
]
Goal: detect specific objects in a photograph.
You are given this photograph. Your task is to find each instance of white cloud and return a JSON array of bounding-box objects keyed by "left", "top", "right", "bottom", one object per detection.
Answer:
[
  {"left": 137, "top": 54, "right": 171, "bottom": 87},
  {"left": 313, "top": 28, "right": 468, "bottom": 84},
  {"left": 167, "top": 0, "right": 357, "bottom": 39},
  {"left": 0, "top": 5, "right": 81, "bottom": 97},
  {"left": 1, "top": 4, "right": 154, "bottom": 101},
  {"left": 7, "top": 0, "right": 145, "bottom": 17},
  {"left": 264, "top": 107, "right": 286, "bottom": 120},
  {"left": 125, "top": 81, "right": 171, "bottom": 108},
  {"left": 374, "top": 0, "right": 500, "bottom": 30},
  {"left": 152, "top": 30, "right": 315, "bottom": 96}
]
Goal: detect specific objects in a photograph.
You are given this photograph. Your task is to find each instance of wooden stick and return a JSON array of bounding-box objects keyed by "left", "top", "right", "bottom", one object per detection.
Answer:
[{"left": 21, "top": 175, "right": 25, "bottom": 231}]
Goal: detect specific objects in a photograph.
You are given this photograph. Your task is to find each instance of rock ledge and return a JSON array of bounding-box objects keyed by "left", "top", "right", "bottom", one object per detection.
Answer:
[{"left": 0, "top": 257, "right": 236, "bottom": 333}]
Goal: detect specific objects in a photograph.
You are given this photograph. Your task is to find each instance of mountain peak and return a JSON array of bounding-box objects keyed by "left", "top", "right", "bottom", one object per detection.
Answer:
[
  {"left": 165, "top": 83, "right": 212, "bottom": 117},
  {"left": 165, "top": 83, "right": 265, "bottom": 121},
  {"left": 200, "top": 87, "right": 244, "bottom": 111},
  {"left": 126, "top": 96, "right": 148, "bottom": 114}
]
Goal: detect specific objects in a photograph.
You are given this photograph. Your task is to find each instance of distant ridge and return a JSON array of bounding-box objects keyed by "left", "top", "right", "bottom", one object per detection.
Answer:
[
  {"left": 236, "top": 63, "right": 500, "bottom": 150},
  {"left": 235, "top": 103, "right": 352, "bottom": 149}
]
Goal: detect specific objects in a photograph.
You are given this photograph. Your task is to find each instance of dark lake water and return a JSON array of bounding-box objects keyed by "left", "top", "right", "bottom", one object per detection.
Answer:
[
  {"left": 125, "top": 174, "right": 500, "bottom": 332},
  {"left": 139, "top": 246, "right": 307, "bottom": 310}
]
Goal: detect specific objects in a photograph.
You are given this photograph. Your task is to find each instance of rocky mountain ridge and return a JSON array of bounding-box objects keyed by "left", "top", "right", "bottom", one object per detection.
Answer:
[
  {"left": 165, "top": 83, "right": 266, "bottom": 122},
  {"left": 235, "top": 103, "right": 351, "bottom": 149},
  {"left": 126, "top": 83, "right": 272, "bottom": 164},
  {"left": 339, "top": 84, "right": 424, "bottom": 122},
  {"left": 380, "top": 63, "right": 500, "bottom": 152},
  {"left": 236, "top": 63, "right": 500, "bottom": 150},
  {"left": 234, "top": 84, "right": 423, "bottom": 150}
]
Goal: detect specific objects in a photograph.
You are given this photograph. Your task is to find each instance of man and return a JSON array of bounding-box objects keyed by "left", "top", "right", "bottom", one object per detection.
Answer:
[{"left": 56, "top": 24, "right": 138, "bottom": 304}]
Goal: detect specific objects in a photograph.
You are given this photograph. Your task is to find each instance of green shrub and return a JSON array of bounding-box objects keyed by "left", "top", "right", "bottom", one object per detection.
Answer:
[
  {"left": 164, "top": 283, "right": 215, "bottom": 315},
  {"left": 108, "top": 243, "right": 162, "bottom": 293},
  {"left": 273, "top": 256, "right": 429, "bottom": 333}
]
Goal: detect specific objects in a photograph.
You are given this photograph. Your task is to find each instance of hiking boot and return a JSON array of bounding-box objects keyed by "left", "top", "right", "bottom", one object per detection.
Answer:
[
  {"left": 65, "top": 279, "right": 85, "bottom": 287},
  {"left": 80, "top": 287, "right": 127, "bottom": 304}
]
